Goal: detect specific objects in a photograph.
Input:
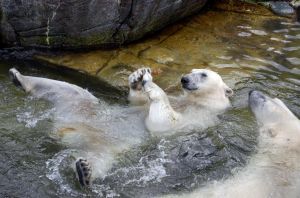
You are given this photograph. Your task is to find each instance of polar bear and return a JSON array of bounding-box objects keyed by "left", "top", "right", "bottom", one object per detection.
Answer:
[
  {"left": 162, "top": 90, "right": 300, "bottom": 198},
  {"left": 9, "top": 68, "right": 147, "bottom": 186},
  {"left": 9, "top": 67, "right": 232, "bottom": 187},
  {"left": 128, "top": 68, "right": 233, "bottom": 135}
]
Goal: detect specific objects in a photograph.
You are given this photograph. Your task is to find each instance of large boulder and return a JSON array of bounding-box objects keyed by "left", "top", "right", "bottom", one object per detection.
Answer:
[{"left": 0, "top": 0, "right": 207, "bottom": 49}]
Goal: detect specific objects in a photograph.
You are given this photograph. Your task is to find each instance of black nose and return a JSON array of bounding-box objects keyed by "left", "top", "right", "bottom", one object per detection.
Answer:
[{"left": 181, "top": 77, "right": 189, "bottom": 84}]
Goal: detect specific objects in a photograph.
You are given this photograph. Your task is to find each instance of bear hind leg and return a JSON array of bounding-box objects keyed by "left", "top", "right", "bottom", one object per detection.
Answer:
[{"left": 9, "top": 68, "right": 25, "bottom": 90}]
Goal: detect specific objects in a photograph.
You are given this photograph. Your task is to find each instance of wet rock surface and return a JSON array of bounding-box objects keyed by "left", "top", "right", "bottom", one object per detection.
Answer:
[
  {"left": 35, "top": 0, "right": 287, "bottom": 90},
  {"left": 0, "top": 0, "right": 207, "bottom": 48},
  {"left": 259, "top": 1, "right": 294, "bottom": 17}
]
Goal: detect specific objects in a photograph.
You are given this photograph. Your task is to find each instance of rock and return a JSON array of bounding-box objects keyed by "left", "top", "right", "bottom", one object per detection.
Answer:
[
  {"left": 260, "top": 1, "right": 294, "bottom": 17},
  {"left": 213, "top": 0, "right": 275, "bottom": 16},
  {"left": 35, "top": 5, "right": 285, "bottom": 90},
  {"left": 0, "top": 0, "right": 207, "bottom": 48}
]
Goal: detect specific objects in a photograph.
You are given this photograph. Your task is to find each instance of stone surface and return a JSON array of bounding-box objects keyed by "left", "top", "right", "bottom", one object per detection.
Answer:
[
  {"left": 213, "top": 0, "right": 277, "bottom": 16},
  {"left": 0, "top": 0, "right": 207, "bottom": 48},
  {"left": 259, "top": 1, "right": 294, "bottom": 17}
]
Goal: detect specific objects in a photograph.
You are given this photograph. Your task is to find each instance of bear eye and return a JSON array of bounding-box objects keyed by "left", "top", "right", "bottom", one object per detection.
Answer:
[{"left": 201, "top": 73, "right": 207, "bottom": 77}]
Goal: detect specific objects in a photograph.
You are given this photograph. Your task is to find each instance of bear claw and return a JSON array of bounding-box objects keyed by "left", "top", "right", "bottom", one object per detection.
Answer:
[{"left": 75, "top": 158, "right": 92, "bottom": 187}]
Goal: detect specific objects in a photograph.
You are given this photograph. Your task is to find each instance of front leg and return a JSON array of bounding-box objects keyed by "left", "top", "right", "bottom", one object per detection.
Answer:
[
  {"left": 128, "top": 68, "right": 152, "bottom": 105},
  {"left": 142, "top": 80, "right": 181, "bottom": 134}
]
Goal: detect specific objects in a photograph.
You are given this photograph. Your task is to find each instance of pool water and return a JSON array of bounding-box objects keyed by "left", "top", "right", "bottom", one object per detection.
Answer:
[{"left": 0, "top": 10, "right": 299, "bottom": 198}]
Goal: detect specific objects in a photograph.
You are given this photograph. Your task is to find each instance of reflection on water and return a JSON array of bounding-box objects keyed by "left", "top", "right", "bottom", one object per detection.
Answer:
[{"left": 0, "top": 9, "right": 300, "bottom": 198}]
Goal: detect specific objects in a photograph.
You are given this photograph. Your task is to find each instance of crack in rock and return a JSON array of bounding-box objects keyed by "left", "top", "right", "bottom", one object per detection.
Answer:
[{"left": 46, "top": 2, "right": 61, "bottom": 45}]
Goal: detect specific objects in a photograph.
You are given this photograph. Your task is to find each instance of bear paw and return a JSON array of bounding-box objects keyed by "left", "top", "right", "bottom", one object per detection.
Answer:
[
  {"left": 129, "top": 68, "right": 152, "bottom": 90},
  {"left": 75, "top": 158, "right": 92, "bottom": 186}
]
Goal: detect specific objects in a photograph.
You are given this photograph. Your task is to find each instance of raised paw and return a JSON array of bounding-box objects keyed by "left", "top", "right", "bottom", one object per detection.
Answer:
[
  {"left": 75, "top": 158, "right": 92, "bottom": 186},
  {"left": 128, "top": 68, "right": 152, "bottom": 90}
]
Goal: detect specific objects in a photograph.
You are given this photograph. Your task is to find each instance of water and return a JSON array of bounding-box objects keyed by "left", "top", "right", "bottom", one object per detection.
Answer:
[{"left": 0, "top": 12, "right": 300, "bottom": 198}]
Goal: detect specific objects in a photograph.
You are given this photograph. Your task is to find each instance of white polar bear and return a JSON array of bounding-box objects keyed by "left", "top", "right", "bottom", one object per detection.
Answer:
[
  {"left": 128, "top": 68, "right": 233, "bottom": 135},
  {"left": 9, "top": 67, "right": 232, "bottom": 187},
  {"left": 9, "top": 68, "right": 148, "bottom": 186},
  {"left": 162, "top": 90, "right": 300, "bottom": 198}
]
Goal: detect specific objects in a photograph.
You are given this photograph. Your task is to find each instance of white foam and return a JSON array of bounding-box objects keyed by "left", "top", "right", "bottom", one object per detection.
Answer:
[
  {"left": 16, "top": 105, "right": 54, "bottom": 128},
  {"left": 104, "top": 139, "right": 172, "bottom": 187},
  {"left": 46, "top": 149, "right": 82, "bottom": 196}
]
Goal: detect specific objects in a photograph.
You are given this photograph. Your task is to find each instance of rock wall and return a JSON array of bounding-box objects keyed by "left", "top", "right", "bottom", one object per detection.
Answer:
[{"left": 0, "top": 0, "right": 207, "bottom": 49}]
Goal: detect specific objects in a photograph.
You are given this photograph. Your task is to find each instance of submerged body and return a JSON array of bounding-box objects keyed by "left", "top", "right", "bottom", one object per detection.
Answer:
[{"left": 163, "top": 91, "right": 300, "bottom": 198}]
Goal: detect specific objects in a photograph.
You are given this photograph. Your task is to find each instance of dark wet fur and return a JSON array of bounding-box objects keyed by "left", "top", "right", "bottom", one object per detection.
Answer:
[{"left": 76, "top": 158, "right": 92, "bottom": 186}]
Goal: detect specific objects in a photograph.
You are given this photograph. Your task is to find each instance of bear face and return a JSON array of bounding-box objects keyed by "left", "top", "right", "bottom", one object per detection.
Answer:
[
  {"left": 180, "top": 69, "right": 233, "bottom": 111},
  {"left": 249, "top": 90, "right": 298, "bottom": 125},
  {"left": 181, "top": 69, "right": 233, "bottom": 98},
  {"left": 249, "top": 90, "right": 300, "bottom": 148}
]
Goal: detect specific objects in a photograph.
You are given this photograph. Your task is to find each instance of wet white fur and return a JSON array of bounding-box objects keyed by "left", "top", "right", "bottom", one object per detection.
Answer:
[
  {"left": 9, "top": 68, "right": 147, "bottom": 179},
  {"left": 128, "top": 68, "right": 233, "bottom": 136},
  {"left": 162, "top": 94, "right": 300, "bottom": 198}
]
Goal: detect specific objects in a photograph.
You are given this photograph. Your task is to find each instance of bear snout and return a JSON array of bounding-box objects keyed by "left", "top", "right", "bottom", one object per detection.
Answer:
[
  {"left": 249, "top": 90, "right": 267, "bottom": 111},
  {"left": 181, "top": 76, "right": 190, "bottom": 85},
  {"left": 249, "top": 90, "right": 265, "bottom": 100}
]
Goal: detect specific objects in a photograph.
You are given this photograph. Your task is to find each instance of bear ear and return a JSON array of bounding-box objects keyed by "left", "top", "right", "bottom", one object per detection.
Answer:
[{"left": 224, "top": 86, "right": 234, "bottom": 97}]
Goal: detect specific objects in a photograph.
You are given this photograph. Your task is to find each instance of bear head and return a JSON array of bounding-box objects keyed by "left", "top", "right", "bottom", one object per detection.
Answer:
[
  {"left": 249, "top": 90, "right": 300, "bottom": 148},
  {"left": 180, "top": 69, "right": 233, "bottom": 110}
]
